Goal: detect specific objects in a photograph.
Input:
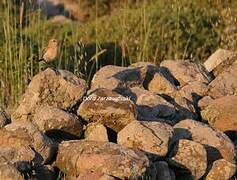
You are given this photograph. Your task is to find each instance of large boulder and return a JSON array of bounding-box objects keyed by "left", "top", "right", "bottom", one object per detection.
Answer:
[
  {"left": 90, "top": 65, "right": 145, "bottom": 91},
  {"left": 33, "top": 105, "right": 83, "bottom": 138},
  {"left": 0, "top": 121, "right": 56, "bottom": 165},
  {"left": 206, "top": 159, "right": 236, "bottom": 180},
  {"left": 118, "top": 121, "right": 173, "bottom": 157},
  {"left": 55, "top": 140, "right": 152, "bottom": 179},
  {"left": 173, "top": 119, "right": 236, "bottom": 163},
  {"left": 12, "top": 68, "right": 87, "bottom": 121},
  {"left": 204, "top": 48, "right": 237, "bottom": 76},
  {"left": 160, "top": 60, "right": 212, "bottom": 86},
  {"left": 117, "top": 87, "right": 176, "bottom": 123},
  {"left": 78, "top": 88, "right": 137, "bottom": 132},
  {"left": 208, "top": 62, "right": 237, "bottom": 99},
  {"left": 201, "top": 95, "right": 237, "bottom": 132},
  {"left": 168, "top": 139, "right": 207, "bottom": 179}
]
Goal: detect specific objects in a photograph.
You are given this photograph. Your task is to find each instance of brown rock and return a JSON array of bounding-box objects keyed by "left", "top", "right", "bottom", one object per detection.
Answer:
[
  {"left": 118, "top": 121, "right": 173, "bottom": 157},
  {"left": 118, "top": 87, "right": 176, "bottom": 123},
  {"left": 206, "top": 159, "right": 236, "bottom": 180},
  {"left": 90, "top": 65, "right": 145, "bottom": 91},
  {"left": 169, "top": 139, "right": 207, "bottom": 179},
  {"left": 55, "top": 140, "right": 151, "bottom": 179},
  {"left": 85, "top": 123, "right": 109, "bottom": 142},
  {"left": 160, "top": 60, "right": 211, "bottom": 86},
  {"left": 204, "top": 48, "right": 237, "bottom": 76},
  {"left": 201, "top": 95, "right": 237, "bottom": 132},
  {"left": 12, "top": 68, "right": 87, "bottom": 121},
  {"left": 197, "top": 96, "right": 214, "bottom": 110},
  {"left": 176, "top": 81, "right": 208, "bottom": 103},
  {"left": 0, "top": 121, "right": 56, "bottom": 164},
  {"left": 148, "top": 72, "right": 178, "bottom": 95},
  {"left": 0, "top": 161, "right": 24, "bottom": 180},
  {"left": 208, "top": 63, "right": 237, "bottom": 98},
  {"left": 34, "top": 106, "right": 83, "bottom": 137},
  {"left": 75, "top": 171, "right": 115, "bottom": 180},
  {"left": 0, "top": 107, "right": 10, "bottom": 128},
  {"left": 173, "top": 119, "right": 236, "bottom": 163},
  {"left": 78, "top": 88, "right": 137, "bottom": 132}
]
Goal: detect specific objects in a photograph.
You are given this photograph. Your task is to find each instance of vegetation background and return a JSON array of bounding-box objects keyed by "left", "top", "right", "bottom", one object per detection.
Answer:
[{"left": 0, "top": 0, "right": 237, "bottom": 110}]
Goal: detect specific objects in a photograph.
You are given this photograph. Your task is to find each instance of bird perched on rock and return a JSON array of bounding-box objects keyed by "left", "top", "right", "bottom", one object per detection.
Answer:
[{"left": 39, "top": 39, "right": 60, "bottom": 74}]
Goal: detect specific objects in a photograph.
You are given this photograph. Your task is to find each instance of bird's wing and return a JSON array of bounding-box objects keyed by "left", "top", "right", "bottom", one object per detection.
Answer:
[{"left": 42, "top": 47, "right": 47, "bottom": 56}]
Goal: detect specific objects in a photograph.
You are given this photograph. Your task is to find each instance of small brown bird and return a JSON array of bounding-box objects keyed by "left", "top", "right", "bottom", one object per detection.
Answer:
[
  {"left": 40, "top": 39, "right": 59, "bottom": 63},
  {"left": 39, "top": 39, "right": 59, "bottom": 74}
]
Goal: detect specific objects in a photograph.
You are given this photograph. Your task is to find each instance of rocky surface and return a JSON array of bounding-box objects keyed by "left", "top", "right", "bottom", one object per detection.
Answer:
[
  {"left": 208, "top": 62, "right": 237, "bottom": 98},
  {"left": 90, "top": 65, "right": 145, "bottom": 91},
  {"left": 168, "top": 139, "right": 207, "bottom": 179},
  {"left": 55, "top": 140, "right": 152, "bottom": 179},
  {"left": 78, "top": 88, "right": 137, "bottom": 132},
  {"left": 160, "top": 60, "right": 212, "bottom": 86},
  {"left": 118, "top": 121, "right": 173, "bottom": 157},
  {"left": 201, "top": 95, "right": 237, "bottom": 132},
  {"left": 33, "top": 105, "right": 83, "bottom": 138},
  {"left": 85, "top": 123, "right": 109, "bottom": 142},
  {"left": 2, "top": 53, "right": 237, "bottom": 179},
  {"left": 12, "top": 68, "right": 87, "bottom": 121},
  {"left": 204, "top": 48, "right": 237, "bottom": 76},
  {"left": 173, "top": 119, "right": 236, "bottom": 163},
  {"left": 206, "top": 159, "right": 236, "bottom": 180}
]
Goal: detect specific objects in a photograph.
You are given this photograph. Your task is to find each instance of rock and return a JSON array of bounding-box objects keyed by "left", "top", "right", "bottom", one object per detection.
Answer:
[
  {"left": 12, "top": 68, "right": 87, "bottom": 121},
  {"left": 0, "top": 146, "right": 35, "bottom": 173},
  {"left": 33, "top": 106, "right": 83, "bottom": 138},
  {"left": 160, "top": 60, "right": 212, "bottom": 86},
  {"left": 208, "top": 63, "right": 237, "bottom": 98},
  {"left": 85, "top": 123, "right": 109, "bottom": 142},
  {"left": 154, "top": 161, "right": 173, "bottom": 180},
  {"left": 0, "top": 160, "right": 24, "bottom": 180},
  {"left": 118, "top": 121, "right": 173, "bottom": 157},
  {"left": 204, "top": 48, "right": 237, "bottom": 76},
  {"left": 90, "top": 65, "right": 145, "bottom": 91},
  {"left": 206, "top": 159, "right": 236, "bottom": 180},
  {"left": 201, "top": 95, "right": 237, "bottom": 132},
  {"left": 0, "top": 107, "right": 10, "bottom": 128},
  {"left": 197, "top": 96, "right": 214, "bottom": 110},
  {"left": 118, "top": 87, "right": 176, "bottom": 123},
  {"left": 0, "top": 121, "right": 56, "bottom": 164},
  {"left": 55, "top": 140, "right": 151, "bottom": 179},
  {"left": 75, "top": 171, "right": 116, "bottom": 180},
  {"left": 176, "top": 81, "right": 208, "bottom": 103},
  {"left": 173, "top": 119, "right": 236, "bottom": 163},
  {"left": 148, "top": 72, "right": 178, "bottom": 96},
  {"left": 168, "top": 139, "right": 207, "bottom": 179},
  {"left": 78, "top": 88, "right": 137, "bottom": 132}
]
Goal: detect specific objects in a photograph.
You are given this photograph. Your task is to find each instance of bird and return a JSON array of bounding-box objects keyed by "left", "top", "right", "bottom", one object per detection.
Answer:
[{"left": 39, "top": 39, "right": 60, "bottom": 74}]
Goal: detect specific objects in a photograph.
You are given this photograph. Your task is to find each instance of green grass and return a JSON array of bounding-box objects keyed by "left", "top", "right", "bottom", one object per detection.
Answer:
[{"left": 0, "top": 0, "right": 237, "bottom": 110}]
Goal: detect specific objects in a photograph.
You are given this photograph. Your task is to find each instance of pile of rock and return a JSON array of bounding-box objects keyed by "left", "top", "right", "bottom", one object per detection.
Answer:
[{"left": 0, "top": 48, "right": 236, "bottom": 179}]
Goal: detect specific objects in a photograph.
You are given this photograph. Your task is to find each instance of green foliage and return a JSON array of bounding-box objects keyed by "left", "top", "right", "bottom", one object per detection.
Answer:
[{"left": 0, "top": 0, "right": 236, "bottom": 109}]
